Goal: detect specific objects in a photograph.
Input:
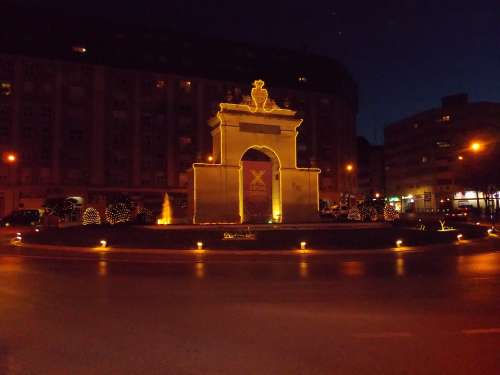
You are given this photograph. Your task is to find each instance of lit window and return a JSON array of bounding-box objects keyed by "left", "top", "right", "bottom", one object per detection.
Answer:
[
  {"left": 72, "top": 46, "right": 87, "bottom": 54},
  {"left": 421, "top": 156, "right": 428, "bottom": 163},
  {"left": 180, "top": 80, "right": 192, "bottom": 93},
  {"left": 298, "top": 76, "right": 307, "bottom": 83},
  {"left": 1, "top": 82, "right": 12, "bottom": 96},
  {"left": 440, "top": 115, "right": 451, "bottom": 122},
  {"left": 413, "top": 123, "right": 419, "bottom": 129},
  {"left": 155, "top": 80, "right": 166, "bottom": 89}
]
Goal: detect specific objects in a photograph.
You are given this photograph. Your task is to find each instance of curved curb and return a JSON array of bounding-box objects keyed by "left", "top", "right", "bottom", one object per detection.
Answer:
[{"left": 8, "top": 236, "right": 499, "bottom": 258}]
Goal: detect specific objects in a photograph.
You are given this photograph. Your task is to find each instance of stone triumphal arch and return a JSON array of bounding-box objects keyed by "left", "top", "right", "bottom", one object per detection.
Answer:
[{"left": 188, "top": 80, "right": 320, "bottom": 224}]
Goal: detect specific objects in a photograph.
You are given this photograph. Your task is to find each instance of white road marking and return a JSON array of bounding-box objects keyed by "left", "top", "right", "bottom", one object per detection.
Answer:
[
  {"left": 462, "top": 328, "right": 500, "bottom": 335},
  {"left": 353, "top": 332, "right": 413, "bottom": 339}
]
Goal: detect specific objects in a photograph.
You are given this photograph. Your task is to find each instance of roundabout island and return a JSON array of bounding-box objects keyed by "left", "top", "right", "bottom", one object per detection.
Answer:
[{"left": 17, "top": 219, "right": 493, "bottom": 253}]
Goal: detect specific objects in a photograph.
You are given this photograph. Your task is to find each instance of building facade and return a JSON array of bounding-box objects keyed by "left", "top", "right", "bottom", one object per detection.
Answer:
[
  {"left": 357, "top": 136, "right": 384, "bottom": 199},
  {"left": 384, "top": 94, "right": 500, "bottom": 212},
  {"left": 0, "top": 5, "right": 358, "bottom": 218}
]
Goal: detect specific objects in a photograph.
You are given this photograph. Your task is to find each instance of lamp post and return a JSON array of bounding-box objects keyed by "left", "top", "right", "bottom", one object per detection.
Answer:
[
  {"left": 2, "top": 151, "right": 18, "bottom": 214},
  {"left": 345, "top": 163, "right": 354, "bottom": 208},
  {"left": 459, "top": 140, "right": 490, "bottom": 219}
]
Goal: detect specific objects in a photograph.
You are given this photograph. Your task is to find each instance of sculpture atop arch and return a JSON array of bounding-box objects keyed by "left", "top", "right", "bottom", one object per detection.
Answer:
[{"left": 188, "top": 80, "right": 320, "bottom": 224}]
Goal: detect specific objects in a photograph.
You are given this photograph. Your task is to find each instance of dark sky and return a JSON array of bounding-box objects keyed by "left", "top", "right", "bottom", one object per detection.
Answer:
[{"left": 15, "top": 0, "right": 500, "bottom": 144}]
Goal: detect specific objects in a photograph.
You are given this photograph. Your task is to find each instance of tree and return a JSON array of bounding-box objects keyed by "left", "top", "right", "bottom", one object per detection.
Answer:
[
  {"left": 105, "top": 202, "right": 131, "bottom": 225},
  {"left": 384, "top": 204, "right": 399, "bottom": 222},
  {"left": 82, "top": 207, "right": 101, "bottom": 225},
  {"left": 43, "top": 197, "right": 78, "bottom": 218}
]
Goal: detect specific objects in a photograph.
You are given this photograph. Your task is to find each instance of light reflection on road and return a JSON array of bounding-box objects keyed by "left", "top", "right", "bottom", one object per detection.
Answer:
[
  {"left": 1, "top": 246, "right": 500, "bottom": 282},
  {"left": 456, "top": 252, "right": 500, "bottom": 276},
  {"left": 341, "top": 261, "right": 365, "bottom": 278},
  {"left": 395, "top": 256, "right": 405, "bottom": 277},
  {"left": 195, "top": 262, "right": 205, "bottom": 279},
  {"left": 299, "top": 261, "right": 308, "bottom": 279},
  {"left": 98, "top": 260, "right": 108, "bottom": 277}
]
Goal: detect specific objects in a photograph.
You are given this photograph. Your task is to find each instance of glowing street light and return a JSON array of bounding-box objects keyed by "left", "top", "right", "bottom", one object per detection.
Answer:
[
  {"left": 457, "top": 155, "right": 464, "bottom": 161},
  {"left": 3, "top": 152, "right": 17, "bottom": 164},
  {"left": 345, "top": 163, "right": 354, "bottom": 172},
  {"left": 207, "top": 155, "right": 214, "bottom": 162},
  {"left": 470, "top": 142, "right": 482, "bottom": 153}
]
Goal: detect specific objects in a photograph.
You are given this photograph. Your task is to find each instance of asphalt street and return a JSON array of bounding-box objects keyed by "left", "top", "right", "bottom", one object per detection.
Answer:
[{"left": 0, "top": 229, "right": 499, "bottom": 374}]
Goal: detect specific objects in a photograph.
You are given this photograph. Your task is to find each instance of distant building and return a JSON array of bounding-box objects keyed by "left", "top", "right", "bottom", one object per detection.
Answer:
[
  {"left": 357, "top": 136, "right": 384, "bottom": 199},
  {"left": 0, "top": 5, "right": 357, "bottom": 217},
  {"left": 384, "top": 94, "right": 500, "bottom": 212}
]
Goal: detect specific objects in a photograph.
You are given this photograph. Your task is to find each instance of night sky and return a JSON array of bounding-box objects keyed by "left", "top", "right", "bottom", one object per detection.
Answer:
[{"left": 15, "top": 0, "right": 500, "bottom": 144}]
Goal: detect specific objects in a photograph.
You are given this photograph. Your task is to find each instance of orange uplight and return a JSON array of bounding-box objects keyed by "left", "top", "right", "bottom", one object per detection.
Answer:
[
  {"left": 346, "top": 164, "right": 354, "bottom": 172},
  {"left": 470, "top": 142, "right": 482, "bottom": 152}
]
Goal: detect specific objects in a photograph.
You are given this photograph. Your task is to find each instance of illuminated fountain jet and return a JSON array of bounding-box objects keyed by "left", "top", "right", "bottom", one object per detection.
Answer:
[{"left": 157, "top": 193, "right": 172, "bottom": 225}]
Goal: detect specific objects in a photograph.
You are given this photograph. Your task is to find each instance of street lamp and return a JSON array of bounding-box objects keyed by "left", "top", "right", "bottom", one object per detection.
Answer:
[
  {"left": 345, "top": 163, "right": 354, "bottom": 208},
  {"left": 469, "top": 142, "right": 482, "bottom": 153},
  {"left": 3, "top": 152, "right": 17, "bottom": 164}
]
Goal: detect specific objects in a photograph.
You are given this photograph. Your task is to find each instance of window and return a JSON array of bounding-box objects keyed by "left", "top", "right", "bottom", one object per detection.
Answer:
[
  {"left": 0, "top": 104, "right": 10, "bottom": 119},
  {"left": 155, "top": 80, "right": 166, "bottom": 89},
  {"left": 142, "top": 158, "right": 152, "bottom": 170},
  {"left": 179, "top": 136, "right": 192, "bottom": 146},
  {"left": 179, "top": 80, "right": 192, "bottom": 93},
  {"left": 69, "top": 86, "right": 85, "bottom": 100},
  {"left": 40, "top": 148, "right": 51, "bottom": 162},
  {"left": 22, "top": 126, "right": 33, "bottom": 138},
  {"left": 298, "top": 76, "right": 307, "bottom": 83},
  {"left": 155, "top": 173, "right": 166, "bottom": 185},
  {"left": 440, "top": 115, "right": 451, "bottom": 122},
  {"left": 23, "top": 81, "right": 34, "bottom": 93},
  {"left": 0, "top": 82, "right": 12, "bottom": 96}
]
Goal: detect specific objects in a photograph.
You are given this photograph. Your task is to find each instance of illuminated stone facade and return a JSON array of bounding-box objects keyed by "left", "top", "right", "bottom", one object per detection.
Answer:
[{"left": 188, "top": 81, "right": 320, "bottom": 223}]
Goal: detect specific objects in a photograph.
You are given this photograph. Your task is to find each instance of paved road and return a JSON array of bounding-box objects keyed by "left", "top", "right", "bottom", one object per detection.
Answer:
[{"left": 1, "top": 229, "right": 500, "bottom": 374}]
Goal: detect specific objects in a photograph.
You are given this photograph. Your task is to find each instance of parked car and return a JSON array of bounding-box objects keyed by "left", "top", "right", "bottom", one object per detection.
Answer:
[
  {"left": 444, "top": 207, "right": 470, "bottom": 221},
  {"left": 0, "top": 209, "right": 42, "bottom": 227},
  {"left": 332, "top": 205, "right": 349, "bottom": 221}
]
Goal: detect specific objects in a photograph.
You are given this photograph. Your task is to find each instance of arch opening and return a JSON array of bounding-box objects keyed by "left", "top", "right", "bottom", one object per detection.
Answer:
[{"left": 239, "top": 146, "right": 281, "bottom": 224}]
